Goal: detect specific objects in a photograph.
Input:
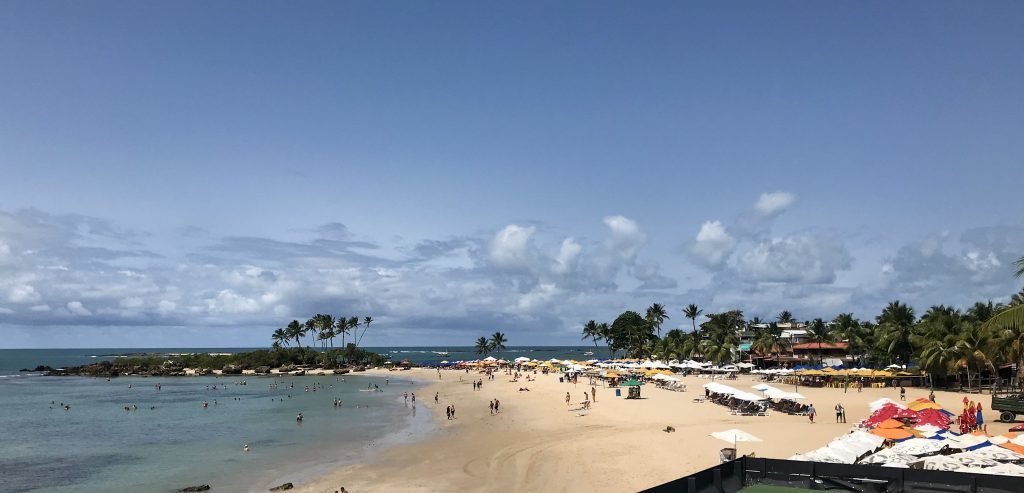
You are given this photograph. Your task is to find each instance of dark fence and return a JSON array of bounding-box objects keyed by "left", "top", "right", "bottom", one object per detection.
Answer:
[{"left": 641, "top": 457, "right": 1022, "bottom": 493}]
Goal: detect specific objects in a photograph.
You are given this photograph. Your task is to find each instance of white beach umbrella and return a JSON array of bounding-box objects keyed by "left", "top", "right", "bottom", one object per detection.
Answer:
[
  {"left": 711, "top": 429, "right": 762, "bottom": 456},
  {"left": 514, "top": 357, "right": 530, "bottom": 363},
  {"left": 482, "top": 356, "right": 497, "bottom": 362}
]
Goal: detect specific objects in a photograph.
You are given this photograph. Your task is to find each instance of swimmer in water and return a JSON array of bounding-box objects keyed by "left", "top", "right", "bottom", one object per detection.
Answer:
[{"left": 243, "top": 444, "right": 250, "bottom": 453}]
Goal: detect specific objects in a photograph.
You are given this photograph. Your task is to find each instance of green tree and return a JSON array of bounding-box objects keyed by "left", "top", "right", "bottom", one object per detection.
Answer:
[
  {"left": 777, "top": 310, "right": 795, "bottom": 325},
  {"left": 357, "top": 316, "right": 373, "bottom": 346},
  {"left": 597, "top": 322, "right": 612, "bottom": 357},
  {"left": 302, "top": 317, "right": 317, "bottom": 348},
  {"left": 980, "top": 262, "right": 1024, "bottom": 385},
  {"left": 966, "top": 301, "right": 1002, "bottom": 325},
  {"left": 347, "top": 317, "right": 361, "bottom": 348},
  {"left": 286, "top": 320, "right": 304, "bottom": 347},
  {"left": 645, "top": 303, "right": 670, "bottom": 339},
  {"left": 701, "top": 325, "right": 739, "bottom": 365},
  {"left": 806, "top": 318, "right": 834, "bottom": 365},
  {"left": 335, "top": 317, "right": 349, "bottom": 348},
  {"left": 877, "top": 300, "right": 917, "bottom": 365},
  {"left": 581, "top": 320, "right": 602, "bottom": 353},
  {"left": 610, "top": 311, "right": 654, "bottom": 358},
  {"left": 272, "top": 328, "right": 289, "bottom": 349},
  {"left": 489, "top": 331, "right": 508, "bottom": 353},
  {"left": 752, "top": 322, "right": 789, "bottom": 365},
  {"left": 474, "top": 337, "right": 491, "bottom": 356},
  {"left": 832, "top": 313, "right": 864, "bottom": 361},
  {"left": 683, "top": 304, "right": 703, "bottom": 334}
]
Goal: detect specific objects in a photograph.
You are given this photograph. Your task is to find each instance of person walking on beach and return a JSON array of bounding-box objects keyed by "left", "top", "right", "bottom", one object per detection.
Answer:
[
  {"left": 899, "top": 386, "right": 906, "bottom": 401},
  {"left": 592, "top": 386, "right": 597, "bottom": 403},
  {"left": 435, "top": 392, "right": 439, "bottom": 404},
  {"left": 403, "top": 392, "right": 408, "bottom": 403},
  {"left": 451, "top": 404, "right": 455, "bottom": 419},
  {"left": 446, "top": 406, "right": 452, "bottom": 420},
  {"left": 834, "top": 403, "right": 845, "bottom": 423},
  {"left": 565, "top": 392, "right": 571, "bottom": 406},
  {"left": 411, "top": 392, "right": 416, "bottom": 404},
  {"left": 807, "top": 404, "right": 816, "bottom": 423},
  {"left": 489, "top": 400, "right": 495, "bottom": 415}
]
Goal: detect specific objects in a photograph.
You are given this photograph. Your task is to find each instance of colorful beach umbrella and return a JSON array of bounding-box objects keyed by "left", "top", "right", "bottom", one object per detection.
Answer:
[{"left": 870, "top": 427, "right": 913, "bottom": 440}]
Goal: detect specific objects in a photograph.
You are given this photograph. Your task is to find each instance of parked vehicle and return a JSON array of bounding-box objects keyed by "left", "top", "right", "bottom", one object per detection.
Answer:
[{"left": 991, "top": 393, "right": 1024, "bottom": 422}]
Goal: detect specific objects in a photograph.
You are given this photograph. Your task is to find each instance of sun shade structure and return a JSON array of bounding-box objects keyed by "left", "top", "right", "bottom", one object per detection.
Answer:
[{"left": 870, "top": 427, "right": 914, "bottom": 440}]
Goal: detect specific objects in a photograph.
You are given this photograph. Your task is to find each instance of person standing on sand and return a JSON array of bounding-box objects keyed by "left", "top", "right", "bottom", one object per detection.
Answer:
[
  {"left": 565, "top": 392, "right": 571, "bottom": 406},
  {"left": 835, "top": 403, "right": 845, "bottom": 423},
  {"left": 435, "top": 392, "right": 439, "bottom": 404},
  {"left": 489, "top": 400, "right": 494, "bottom": 415},
  {"left": 592, "top": 386, "right": 596, "bottom": 403},
  {"left": 451, "top": 404, "right": 456, "bottom": 419},
  {"left": 807, "top": 404, "right": 816, "bottom": 423},
  {"left": 900, "top": 386, "right": 906, "bottom": 401}
]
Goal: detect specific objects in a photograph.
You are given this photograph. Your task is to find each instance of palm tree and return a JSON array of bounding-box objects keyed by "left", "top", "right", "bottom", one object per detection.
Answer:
[
  {"left": 777, "top": 310, "right": 795, "bottom": 325},
  {"left": 832, "top": 313, "right": 864, "bottom": 362},
  {"left": 700, "top": 326, "right": 738, "bottom": 365},
  {"left": 474, "top": 337, "right": 490, "bottom": 356},
  {"left": 966, "top": 301, "right": 1002, "bottom": 324},
  {"left": 489, "top": 332, "right": 508, "bottom": 353},
  {"left": 877, "top": 300, "right": 917, "bottom": 365},
  {"left": 597, "top": 322, "right": 612, "bottom": 357},
  {"left": 356, "top": 316, "right": 373, "bottom": 346},
  {"left": 581, "top": 320, "right": 602, "bottom": 353},
  {"left": 303, "top": 317, "right": 317, "bottom": 348},
  {"left": 806, "top": 318, "right": 834, "bottom": 366},
  {"left": 318, "top": 314, "right": 336, "bottom": 349},
  {"left": 957, "top": 323, "right": 998, "bottom": 390},
  {"left": 286, "top": 320, "right": 304, "bottom": 347},
  {"left": 981, "top": 263, "right": 1024, "bottom": 385},
  {"left": 752, "top": 322, "right": 789, "bottom": 365},
  {"left": 645, "top": 303, "right": 669, "bottom": 339},
  {"left": 661, "top": 329, "right": 693, "bottom": 360},
  {"left": 683, "top": 304, "right": 703, "bottom": 334},
  {"left": 1010, "top": 289, "right": 1024, "bottom": 306},
  {"left": 347, "top": 317, "right": 361, "bottom": 348},
  {"left": 272, "top": 328, "right": 289, "bottom": 349},
  {"left": 335, "top": 317, "right": 349, "bottom": 348},
  {"left": 748, "top": 316, "right": 764, "bottom": 330}
]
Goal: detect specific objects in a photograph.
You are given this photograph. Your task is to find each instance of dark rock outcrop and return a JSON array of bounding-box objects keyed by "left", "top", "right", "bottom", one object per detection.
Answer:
[
  {"left": 180, "top": 485, "right": 211, "bottom": 492},
  {"left": 269, "top": 483, "right": 294, "bottom": 491}
]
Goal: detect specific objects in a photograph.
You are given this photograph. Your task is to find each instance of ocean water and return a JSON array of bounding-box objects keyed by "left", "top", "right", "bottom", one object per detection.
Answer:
[
  {"left": 0, "top": 346, "right": 604, "bottom": 493},
  {"left": 0, "top": 372, "right": 429, "bottom": 492}
]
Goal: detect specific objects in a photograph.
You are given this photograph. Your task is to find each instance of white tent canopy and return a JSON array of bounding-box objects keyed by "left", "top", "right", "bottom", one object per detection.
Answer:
[{"left": 711, "top": 429, "right": 762, "bottom": 443}]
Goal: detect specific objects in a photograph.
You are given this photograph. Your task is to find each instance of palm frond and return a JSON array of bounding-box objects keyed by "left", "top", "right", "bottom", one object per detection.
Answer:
[{"left": 982, "top": 304, "right": 1024, "bottom": 332}]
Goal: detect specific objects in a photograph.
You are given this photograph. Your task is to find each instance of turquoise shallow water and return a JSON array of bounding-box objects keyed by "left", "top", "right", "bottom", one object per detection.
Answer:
[
  {"left": 0, "top": 346, "right": 607, "bottom": 492},
  {"left": 0, "top": 372, "right": 432, "bottom": 493}
]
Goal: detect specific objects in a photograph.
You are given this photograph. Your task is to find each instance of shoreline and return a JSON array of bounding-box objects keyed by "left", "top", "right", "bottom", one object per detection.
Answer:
[
  {"left": 290, "top": 368, "right": 1017, "bottom": 493},
  {"left": 244, "top": 370, "right": 440, "bottom": 493}
]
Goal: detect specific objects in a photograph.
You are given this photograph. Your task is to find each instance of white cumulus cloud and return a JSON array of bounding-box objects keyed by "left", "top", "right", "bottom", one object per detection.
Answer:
[
  {"left": 754, "top": 192, "right": 796, "bottom": 217},
  {"left": 737, "top": 234, "right": 852, "bottom": 284},
  {"left": 691, "top": 221, "right": 737, "bottom": 268},
  {"left": 603, "top": 216, "right": 647, "bottom": 261},
  {"left": 66, "top": 301, "right": 92, "bottom": 316},
  {"left": 553, "top": 237, "right": 581, "bottom": 274},
  {"left": 489, "top": 224, "right": 536, "bottom": 269}
]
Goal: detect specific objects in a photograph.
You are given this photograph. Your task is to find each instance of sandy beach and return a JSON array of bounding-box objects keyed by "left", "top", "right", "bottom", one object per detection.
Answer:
[{"left": 293, "top": 369, "right": 1013, "bottom": 493}]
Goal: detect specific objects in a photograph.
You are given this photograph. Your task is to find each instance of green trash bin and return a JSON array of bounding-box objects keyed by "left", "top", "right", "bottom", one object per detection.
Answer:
[{"left": 615, "top": 388, "right": 621, "bottom": 397}]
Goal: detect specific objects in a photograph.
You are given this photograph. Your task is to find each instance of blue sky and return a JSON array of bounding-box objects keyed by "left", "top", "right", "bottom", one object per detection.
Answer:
[{"left": 1, "top": 1, "right": 1022, "bottom": 348}]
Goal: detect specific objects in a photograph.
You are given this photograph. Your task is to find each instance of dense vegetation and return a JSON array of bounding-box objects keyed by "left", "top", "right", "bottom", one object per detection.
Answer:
[
  {"left": 116, "top": 346, "right": 386, "bottom": 372},
  {"left": 582, "top": 256, "right": 1024, "bottom": 387}
]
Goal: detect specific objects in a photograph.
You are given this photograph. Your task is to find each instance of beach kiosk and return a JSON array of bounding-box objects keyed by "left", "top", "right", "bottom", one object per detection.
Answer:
[{"left": 620, "top": 379, "right": 643, "bottom": 399}]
